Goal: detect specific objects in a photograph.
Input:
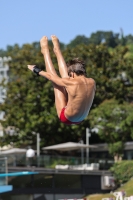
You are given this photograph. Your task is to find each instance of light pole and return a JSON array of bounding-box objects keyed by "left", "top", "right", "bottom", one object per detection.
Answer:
[
  {"left": 37, "top": 133, "right": 40, "bottom": 156},
  {"left": 36, "top": 133, "right": 40, "bottom": 167},
  {"left": 79, "top": 139, "right": 84, "bottom": 164},
  {"left": 86, "top": 128, "right": 91, "bottom": 164}
]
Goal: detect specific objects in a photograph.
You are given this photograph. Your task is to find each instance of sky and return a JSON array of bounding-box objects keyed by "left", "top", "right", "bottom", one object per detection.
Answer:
[{"left": 0, "top": 0, "right": 133, "bottom": 50}]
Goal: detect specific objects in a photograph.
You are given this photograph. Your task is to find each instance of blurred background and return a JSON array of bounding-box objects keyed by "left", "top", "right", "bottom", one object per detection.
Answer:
[{"left": 0, "top": 0, "right": 133, "bottom": 200}]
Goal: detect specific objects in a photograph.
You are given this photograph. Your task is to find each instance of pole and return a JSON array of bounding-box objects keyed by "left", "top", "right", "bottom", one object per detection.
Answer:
[
  {"left": 79, "top": 139, "right": 84, "bottom": 164},
  {"left": 5, "top": 157, "right": 8, "bottom": 185},
  {"left": 86, "top": 128, "right": 91, "bottom": 164},
  {"left": 37, "top": 133, "right": 40, "bottom": 156}
]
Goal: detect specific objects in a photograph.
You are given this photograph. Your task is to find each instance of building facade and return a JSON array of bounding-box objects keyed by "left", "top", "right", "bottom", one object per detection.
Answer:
[{"left": 0, "top": 56, "right": 11, "bottom": 136}]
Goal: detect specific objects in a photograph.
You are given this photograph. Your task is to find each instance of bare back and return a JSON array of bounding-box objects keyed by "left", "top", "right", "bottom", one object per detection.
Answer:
[{"left": 64, "top": 76, "right": 96, "bottom": 122}]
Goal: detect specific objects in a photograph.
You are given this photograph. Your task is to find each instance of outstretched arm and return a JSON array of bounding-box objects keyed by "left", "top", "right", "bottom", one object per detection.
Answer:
[{"left": 27, "top": 65, "right": 70, "bottom": 87}]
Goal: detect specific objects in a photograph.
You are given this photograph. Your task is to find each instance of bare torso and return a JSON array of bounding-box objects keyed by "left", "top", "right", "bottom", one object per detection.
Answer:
[{"left": 64, "top": 76, "right": 96, "bottom": 122}]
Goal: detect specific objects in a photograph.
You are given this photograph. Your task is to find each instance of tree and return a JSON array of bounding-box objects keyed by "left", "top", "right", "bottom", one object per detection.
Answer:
[
  {"left": 0, "top": 49, "right": 7, "bottom": 57},
  {"left": 110, "top": 160, "right": 133, "bottom": 185},
  {"left": 89, "top": 99, "right": 133, "bottom": 161},
  {"left": 67, "top": 35, "right": 90, "bottom": 48},
  {"left": 66, "top": 44, "right": 133, "bottom": 105},
  {"left": 89, "top": 31, "right": 119, "bottom": 47},
  {"left": 1, "top": 40, "right": 133, "bottom": 148},
  {"left": 66, "top": 31, "right": 133, "bottom": 48},
  {"left": 0, "top": 42, "right": 87, "bottom": 147},
  {"left": 125, "top": 34, "right": 133, "bottom": 45}
]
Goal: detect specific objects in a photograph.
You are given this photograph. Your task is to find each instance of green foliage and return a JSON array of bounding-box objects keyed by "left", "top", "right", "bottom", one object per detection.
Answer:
[
  {"left": 0, "top": 42, "right": 89, "bottom": 147},
  {"left": 90, "top": 99, "right": 133, "bottom": 157},
  {"left": 67, "top": 35, "right": 89, "bottom": 48},
  {"left": 49, "top": 158, "right": 73, "bottom": 168},
  {"left": 66, "top": 44, "right": 133, "bottom": 105},
  {"left": 49, "top": 156, "right": 79, "bottom": 168},
  {"left": 87, "top": 43, "right": 133, "bottom": 157},
  {"left": 0, "top": 49, "right": 7, "bottom": 57},
  {"left": 110, "top": 160, "right": 133, "bottom": 185},
  {"left": 125, "top": 34, "right": 133, "bottom": 45},
  {"left": 89, "top": 31, "right": 120, "bottom": 47},
  {"left": 125, "top": 44, "right": 133, "bottom": 58},
  {"left": 108, "top": 141, "right": 124, "bottom": 156},
  {"left": 1, "top": 33, "right": 133, "bottom": 150},
  {"left": 67, "top": 31, "right": 133, "bottom": 49}
]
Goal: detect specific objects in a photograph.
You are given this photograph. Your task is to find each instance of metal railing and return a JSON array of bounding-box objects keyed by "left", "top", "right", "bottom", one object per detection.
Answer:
[
  {"left": 0, "top": 154, "right": 114, "bottom": 170},
  {"left": 0, "top": 157, "right": 8, "bottom": 185}
]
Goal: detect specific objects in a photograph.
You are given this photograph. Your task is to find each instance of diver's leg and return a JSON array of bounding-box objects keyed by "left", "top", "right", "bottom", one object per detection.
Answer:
[
  {"left": 40, "top": 36, "right": 68, "bottom": 117},
  {"left": 51, "top": 35, "right": 69, "bottom": 78},
  {"left": 53, "top": 84, "right": 68, "bottom": 117},
  {"left": 28, "top": 64, "right": 68, "bottom": 118},
  {"left": 40, "top": 36, "right": 57, "bottom": 76}
]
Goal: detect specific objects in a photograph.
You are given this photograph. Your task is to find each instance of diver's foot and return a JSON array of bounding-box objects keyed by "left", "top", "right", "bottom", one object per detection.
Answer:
[
  {"left": 51, "top": 35, "right": 60, "bottom": 54},
  {"left": 40, "top": 36, "right": 49, "bottom": 54}
]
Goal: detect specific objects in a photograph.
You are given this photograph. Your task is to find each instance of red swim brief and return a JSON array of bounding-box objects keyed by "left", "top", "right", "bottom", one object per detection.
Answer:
[{"left": 59, "top": 107, "right": 82, "bottom": 125}]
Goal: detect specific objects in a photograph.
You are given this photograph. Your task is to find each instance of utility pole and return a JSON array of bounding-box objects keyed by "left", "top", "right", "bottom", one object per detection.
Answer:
[
  {"left": 86, "top": 128, "right": 91, "bottom": 164},
  {"left": 37, "top": 133, "right": 40, "bottom": 156}
]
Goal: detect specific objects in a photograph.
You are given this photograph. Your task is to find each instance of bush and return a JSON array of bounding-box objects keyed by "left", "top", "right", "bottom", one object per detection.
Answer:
[
  {"left": 50, "top": 159, "right": 69, "bottom": 168},
  {"left": 110, "top": 160, "right": 133, "bottom": 185}
]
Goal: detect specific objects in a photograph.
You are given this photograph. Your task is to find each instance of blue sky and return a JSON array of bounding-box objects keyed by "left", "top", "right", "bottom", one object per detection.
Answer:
[{"left": 0, "top": 0, "right": 133, "bottom": 49}]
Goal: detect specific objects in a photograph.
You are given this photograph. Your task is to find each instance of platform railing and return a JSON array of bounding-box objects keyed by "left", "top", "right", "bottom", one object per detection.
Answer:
[
  {"left": 0, "top": 157, "right": 8, "bottom": 185},
  {"left": 0, "top": 154, "right": 114, "bottom": 170}
]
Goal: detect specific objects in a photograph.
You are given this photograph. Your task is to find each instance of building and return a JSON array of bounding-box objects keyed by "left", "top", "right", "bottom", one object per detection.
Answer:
[
  {"left": 90, "top": 142, "right": 133, "bottom": 160},
  {"left": 0, "top": 56, "right": 11, "bottom": 104},
  {"left": 0, "top": 56, "right": 11, "bottom": 136}
]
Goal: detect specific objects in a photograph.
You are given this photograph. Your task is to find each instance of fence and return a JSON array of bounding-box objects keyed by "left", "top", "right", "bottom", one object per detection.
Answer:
[
  {"left": 0, "top": 154, "right": 114, "bottom": 170},
  {"left": 0, "top": 157, "right": 8, "bottom": 185}
]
